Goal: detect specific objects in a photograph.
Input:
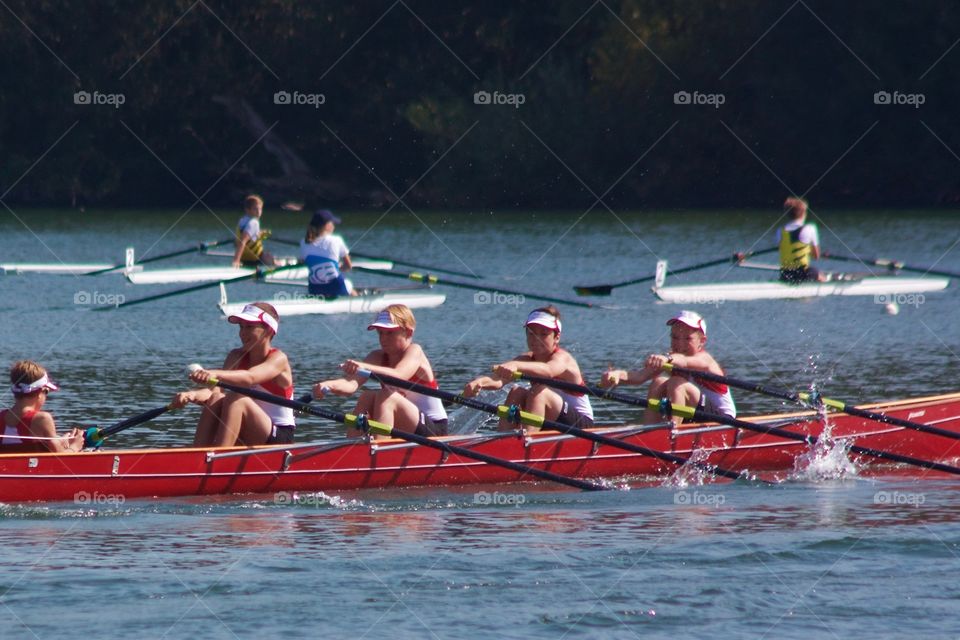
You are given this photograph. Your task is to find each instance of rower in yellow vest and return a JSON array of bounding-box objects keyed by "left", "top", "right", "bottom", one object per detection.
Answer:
[
  {"left": 232, "top": 194, "right": 276, "bottom": 268},
  {"left": 777, "top": 196, "right": 825, "bottom": 283}
]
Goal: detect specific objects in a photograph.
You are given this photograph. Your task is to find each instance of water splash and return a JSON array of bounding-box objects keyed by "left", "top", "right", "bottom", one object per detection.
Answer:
[
  {"left": 662, "top": 448, "right": 719, "bottom": 488},
  {"left": 790, "top": 410, "right": 860, "bottom": 481}
]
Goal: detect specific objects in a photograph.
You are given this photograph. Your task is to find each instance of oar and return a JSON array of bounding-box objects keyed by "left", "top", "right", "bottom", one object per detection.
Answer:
[
  {"left": 360, "top": 370, "right": 750, "bottom": 482},
  {"left": 83, "top": 404, "right": 175, "bottom": 448},
  {"left": 821, "top": 251, "right": 960, "bottom": 279},
  {"left": 195, "top": 374, "right": 606, "bottom": 491},
  {"left": 573, "top": 246, "right": 779, "bottom": 296},
  {"left": 85, "top": 238, "right": 234, "bottom": 277},
  {"left": 99, "top": 262, "right": 304, "bottom": 310},
  {"left": 269, "top": 237, "right": 483, "bottom": 279},
  {"left": 516, "top": 372, "right": 960, "bottom": 476},
  {"left": 351, "top": 265, "right": 594, "bottom": 308},
  {"left": 662, "top": 363, "right": 960, "bottom": 442}
]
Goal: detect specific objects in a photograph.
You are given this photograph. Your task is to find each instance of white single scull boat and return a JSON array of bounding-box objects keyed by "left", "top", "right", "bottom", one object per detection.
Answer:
[
  {"left": 1, "top": 247, "right": 142, "bottom": 275},
  {"left": 217, "top": 283, "right": 446, "bottom": 316},
  {"left": 651, "top": 260, "right": 950, "bottom": 302}
]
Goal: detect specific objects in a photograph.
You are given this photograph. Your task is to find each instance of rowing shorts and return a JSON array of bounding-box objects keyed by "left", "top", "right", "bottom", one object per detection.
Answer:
[
  {"left": 266, "top": 425, "right": 295, "bottom": 445},
  {"left": 779, "top": 266, "right": 819, "bottom": 283},
  {"left": 556, "top": 401, "right": 594, "bottom": 429},
  {"left": 697, "top": 388, "right": 737, "bottom": 418},
  {"left": 415, "top": 414, "right": 448, "bottom": 437},
  {"left": 307, "top": 275, "right": 351, "bottom": 299}
]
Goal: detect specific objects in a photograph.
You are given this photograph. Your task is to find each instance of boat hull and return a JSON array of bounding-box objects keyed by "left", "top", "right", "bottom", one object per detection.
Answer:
[
  {"left": 653, "top": 276, "right": 949, "bottom": 302},
  {"left": 2, "top": 392, "right": 960, "bottom": 503}
]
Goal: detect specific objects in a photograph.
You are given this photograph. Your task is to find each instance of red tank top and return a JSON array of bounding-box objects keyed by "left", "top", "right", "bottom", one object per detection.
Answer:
[
  {"left": 237, "top": 349, "right": 294, "bottom": 399},
  {"left": 1, "top": 408, "right": 37, "bottom": 445}
]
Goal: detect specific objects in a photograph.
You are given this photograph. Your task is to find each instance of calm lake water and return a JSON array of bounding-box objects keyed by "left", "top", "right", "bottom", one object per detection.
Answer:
[{"left": 1, "top": 208, "right": 959, "bottom": 638}]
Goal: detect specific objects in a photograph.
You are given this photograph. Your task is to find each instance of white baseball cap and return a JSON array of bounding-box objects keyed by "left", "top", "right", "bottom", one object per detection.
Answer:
[
  {"left": 367, "top": 310, "right": 401, "bottom": 330},
  {"left": 228, "top": 304, "right": 279, "bottom": 335},
  {"left": 525, "top": 310, "right": 562, "bottom": 334},
  {"left": 667, "top": 310, "right": 706, "bottom": 337}
]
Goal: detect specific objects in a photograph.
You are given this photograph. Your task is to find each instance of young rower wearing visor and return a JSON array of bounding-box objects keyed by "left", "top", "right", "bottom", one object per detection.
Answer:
[
  {"left": 313, "top": 304, "right": 448, "bottom": 437},
  {"left": 600, "top": 310, "right": 736, "bottom": 426},
  {"left": 1, "top": 360, "right": 84, "bottom": 453},
  {"left": 173, "top": 302, "right": 296, "bottom": 446},
  {"left": 463, "top": 306, "right": 594, "bottom": 431}
]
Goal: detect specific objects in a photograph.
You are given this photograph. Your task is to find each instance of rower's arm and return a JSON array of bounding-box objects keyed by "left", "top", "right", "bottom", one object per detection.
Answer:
[{"left": 232, "top": 234, "right": 250, "bottom": 268}]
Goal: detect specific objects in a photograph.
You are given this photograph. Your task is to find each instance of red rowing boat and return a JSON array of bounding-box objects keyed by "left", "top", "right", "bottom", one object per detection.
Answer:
[{"left": 3, "top": 391, "right": 960, "bottom": 503}]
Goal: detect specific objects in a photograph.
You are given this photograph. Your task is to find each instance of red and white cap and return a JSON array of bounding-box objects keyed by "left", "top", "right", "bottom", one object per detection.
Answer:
[
  {"left": 667, "top": 310, "right": 706, "bottom": 337},
  {"left": 368, "top": 310, "right": 401, "bottom": 330},
  {"left": 228, "top": 304, "right": 279, "bottom": 335},
  {"left": 525, "top": 310, "right": 562, "bottom": 334},
  {"left": 11, "top": 373, "right": 59, "bottom": 395}
]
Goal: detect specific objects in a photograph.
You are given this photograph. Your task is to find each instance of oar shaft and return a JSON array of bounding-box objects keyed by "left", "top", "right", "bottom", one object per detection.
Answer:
[
  {"left": 352, "top": 266, "right": 594, "bottom": 308},
  {"left": 85, "top": 239, "right": 234, "bottom": 276},
  {"left": 364, "top": 370, "right": 747, "bottom": 481},
  {"left": 822, "top": 252, "right": 960, "bottom": 279},
  {"left": 204, "top": 377, "right": 605, "bottom": 491},
  {"left": 665, "top": 364, "right": 960, "bottom": 442},
  {"left": 103, "top": 262, "right": 303, "bottom": 310},
  {"left": 84, "top": 404, "right": 175, "bottom": 447}
]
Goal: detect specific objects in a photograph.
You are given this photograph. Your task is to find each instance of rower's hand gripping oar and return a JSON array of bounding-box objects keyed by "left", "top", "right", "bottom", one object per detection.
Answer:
[
  {"left": 85, "top": 238, "right": 235, "bottom": 277},
  {"left": 662, "top": 363, "right": 960, "bottom": 442},
  {"left": 573, "top": 246, "right": 779, "bottom": 296},
  {"left": 185, "top": 367, "right": 606, "bottom": 491},
  {"left": 351, "top": 266, "right": 594, "bottom": 309},
  {"left": 362, "top": 369, "right": 750, "bottom": 482},
  {"left": 520, "top": 371, "right": 960, "bottom": 476}
]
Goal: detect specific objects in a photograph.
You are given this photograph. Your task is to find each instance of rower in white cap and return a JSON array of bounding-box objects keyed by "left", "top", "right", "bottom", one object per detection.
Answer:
[
  {"left": 463, "top": 306, "right": 594, "bottom": 431},
  {"left": 601, "top": 310, "right": 736, "bottom": 426},
  {"left": 172, "top": 302, "right": 296, "bottom": 446}
]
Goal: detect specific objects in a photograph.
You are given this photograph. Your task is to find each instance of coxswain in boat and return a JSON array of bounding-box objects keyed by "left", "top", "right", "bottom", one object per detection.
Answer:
[
  {"left": 314, "top": 304, "right": 448, "bottom": 437},
  {"left": 172, "top": 302, "right": 296, "bottom": 446},
  {"left": 601, "top": 310, "right": 736, "bottom": 426},
  {"left": 231, "top": 194, "right": 277, "bottom": 268},
  {"left": 462, "top": 306, "right": 594, "bottom": 431},
  {"left": 299, "top": 209, "right": 357, "bottom": 298},
  {"left": 777, "top": 196, "right": 825, "bottom": 283},
  {"left": 1, "top": 360, "right": 83, "bottom": 453}
]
